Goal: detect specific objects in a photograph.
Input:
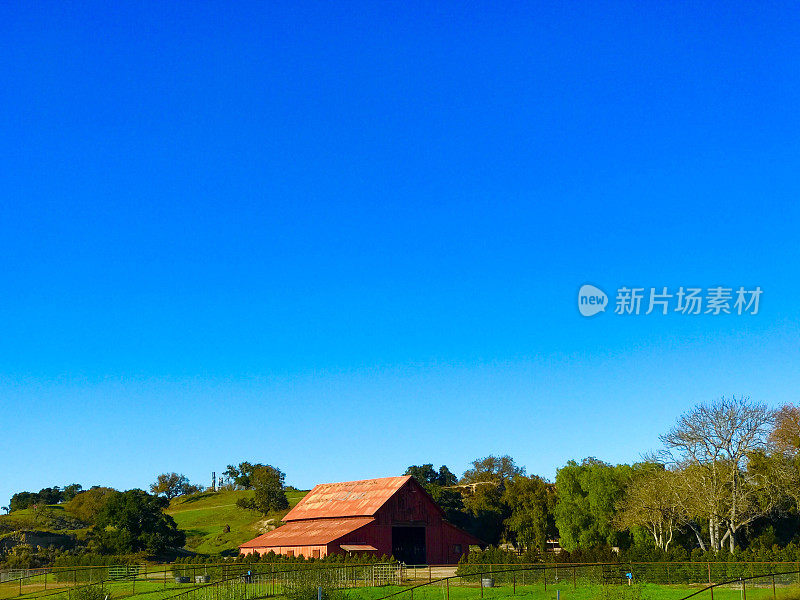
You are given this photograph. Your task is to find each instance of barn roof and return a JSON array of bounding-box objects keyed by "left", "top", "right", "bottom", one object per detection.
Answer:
[
  {"left": 283, "top": 475, "right": 413, "bottom": 521},
  {"left": 239, "top": 517, "right": 374, "bottom": 548}
]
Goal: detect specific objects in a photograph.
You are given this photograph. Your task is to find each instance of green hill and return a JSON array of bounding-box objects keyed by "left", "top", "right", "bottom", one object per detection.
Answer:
[
  {"left": 165, "top": 489, "right": 307, "bottom": 555},
  {"left": 0, "top": 489, "right": 307, "bottom": 557}
]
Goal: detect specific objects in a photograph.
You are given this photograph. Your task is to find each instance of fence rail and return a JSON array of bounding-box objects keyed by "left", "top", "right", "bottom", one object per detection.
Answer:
[{"left": 5, "top": 561, "right": 800, "bottom": 600}]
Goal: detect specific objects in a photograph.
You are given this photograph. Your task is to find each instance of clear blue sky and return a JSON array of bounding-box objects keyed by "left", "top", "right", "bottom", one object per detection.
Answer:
[{"left": 1, "top": 2, "right": 799, "bottom": 506}]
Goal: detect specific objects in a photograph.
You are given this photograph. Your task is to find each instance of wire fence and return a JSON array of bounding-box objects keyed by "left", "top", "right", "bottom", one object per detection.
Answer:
[
  {"left": 4, "top": 562, "right": 800, "bottom": 600},
  {"left": 0, "top": 562, "right": 397, "bottom": 600},
  {"left": 376, "top": 563, "right": 800, "bottom": 600}
]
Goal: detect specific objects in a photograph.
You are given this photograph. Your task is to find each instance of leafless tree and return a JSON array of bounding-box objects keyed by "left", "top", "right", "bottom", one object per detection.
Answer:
[
  {"left": 615, "top": 466, "right": 684, "bottom": 551},
  {"left": 659, "top": 396, "right": 776, "bottom": 552}
]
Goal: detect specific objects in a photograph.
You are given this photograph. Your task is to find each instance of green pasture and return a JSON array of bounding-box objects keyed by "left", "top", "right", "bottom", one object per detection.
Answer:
[{"left": 165, "top": 489, "right": 308, "bottom": 554}]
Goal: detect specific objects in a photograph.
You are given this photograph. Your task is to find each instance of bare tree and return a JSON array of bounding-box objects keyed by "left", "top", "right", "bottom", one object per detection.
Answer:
[
  {"left": 615, "top": 466, "right": 684, "bottom": 551},
  {"left": 767, "top": 404, "right": 800, "bottom": 508},
  {"left": 659, "top": 396, "right": 776, "bottom": 552}
]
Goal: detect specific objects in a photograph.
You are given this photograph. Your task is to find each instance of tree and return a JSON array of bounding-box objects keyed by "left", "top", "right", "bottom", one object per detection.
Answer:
[
  {"left": 9, "top": 492, "right": 35, "bottom": 512},
  {"left": 404, "top": 464, "right": 469, "bottom": 529},
  {"left": 660, "top": 395, "right": 776, "bottom": 552},
  {"left": 224, "top": 462, "right": 265, "bottom": 489},
  {"left": 554, "top": 458, "right": 632, "bottom": 551},
  {"left": 94, "top": 489, "right": 185, "bottom": 554},
  {"left": 405, "top": 464, "right": 459, "bottom": 488},
  {"left": 502, "top": 475, "right": 556, "bottom": 552},
  {"left": 459, "top": 456, "right": 525, "bottom": 545},
  {"left": 150, "top": 473, "right": 190, "bottom": 499},
  {"left": 64, "top": 487, "right": 115, "bottom": 524},
  {"left": 615, "top": 465, "right": 684, "bottom": 551},
  {"left": 770, "top": 404, "right": 800, "bottom": 454},
  {"left": 62, "top": 484, "right": 83, "bottom": 502},
  {"left": 250, "top": 466, "right": 289, "bottom": 514},
  {"left": 405, "top": 464, "right": 439, "bottom": 486},
  {"left": 461, "top": 455, "right": 525, "bottom": 485},
  {"left": 767, "top": 404, "right": 800, "bottom": 510}
]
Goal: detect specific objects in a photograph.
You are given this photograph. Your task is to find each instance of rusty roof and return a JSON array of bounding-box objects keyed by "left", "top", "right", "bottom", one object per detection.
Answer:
[
  {"left": 239, "top": 517, "right": 374, "bottom": 548},
  {"left": 283, "top": 476, "right": 412, "bottom": 521}
]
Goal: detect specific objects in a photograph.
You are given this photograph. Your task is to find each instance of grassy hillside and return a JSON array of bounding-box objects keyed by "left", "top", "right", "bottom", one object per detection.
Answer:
[
  {"left": 0, "top": 489, "right": 307, "bottom": 556},
  {"left": 166, "top": 489, "right": 307, "bottom": 555},
  {"left": 0, "top": 504, "right": 89, "bottom": 537}
]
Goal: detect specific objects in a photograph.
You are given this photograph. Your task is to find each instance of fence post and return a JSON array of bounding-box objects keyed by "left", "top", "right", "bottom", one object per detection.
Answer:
[
  {"left": 573, "top": 567, "right": 576, "bottom": 589},
  {"left": 742, "top": 578, "right": 746, "bottom": 600},
  {"left": 544, "top": 567, "right": 547, "bottom": 592},
  {"left": 447, "top": 577, "right": 450, "bottom": 600},
  {"left": 772, "top": 574, "right": 776, "bottom": 600},
  {"left": 481, "top": 575, "right": 484, "bottom": 599},
  {"left": 513, "top": 571, "right": 516, "bottom": 595},
  {"left": 707, "top": 562, "right": 714, "bottom": 600}
]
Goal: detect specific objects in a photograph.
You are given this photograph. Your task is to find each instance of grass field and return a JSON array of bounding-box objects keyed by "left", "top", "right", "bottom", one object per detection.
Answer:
[{"left": 165, "top": 489, "right": 308, "bottom": 554}]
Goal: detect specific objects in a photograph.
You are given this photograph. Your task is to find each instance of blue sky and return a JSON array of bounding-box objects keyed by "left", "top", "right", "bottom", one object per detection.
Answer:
[{"left": 1, "top": 1, "right": 799, "bottom": 506}]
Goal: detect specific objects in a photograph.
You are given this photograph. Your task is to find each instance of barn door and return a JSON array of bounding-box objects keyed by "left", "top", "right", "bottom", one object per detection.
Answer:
[{"left": 392, "top": 526, "right": 426, "bottom": 564}]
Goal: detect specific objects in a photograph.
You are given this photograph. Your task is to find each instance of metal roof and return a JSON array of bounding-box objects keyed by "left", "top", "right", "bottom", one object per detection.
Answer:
[
  {"left": 339, "top": 544, "right": 378, "bottom": 552},
  {"left": 283, "top": 476, "right": 412, "bottom": 521},
  {"left": 239, "top": 517, "right": 374, "bottom": 548}
]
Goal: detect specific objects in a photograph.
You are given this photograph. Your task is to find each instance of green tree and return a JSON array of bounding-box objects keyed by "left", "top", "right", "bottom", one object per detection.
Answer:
[
  {"left": 94, "top": 489, "right": 185, "bottom": 554},
  {"left": 405, "top": 464, "right": 439, "bottom": 486},
  {"left": 502, "top": 475, "right": 557, "bottom": 552},
  {"left": 250, "top": 465, "right": 289, "bottom": 514},
  {"left": 64, "top": 487, "right": 115, "bottom": 523},
  {"left": 405, "top": 464, "right": 459, "bottom": 488},
  {"left": 459, "top": 455, "right": 525, "bottom": 545},
  {"left": 404, "top": 464, "right": 469, "bottom": 528},
  {"left": 150, "top": 473, "right": 191, "bottom": 499},
  {"left": 554, "top": 458, "right": 632, "bottom": 551},
  {"left": 462, "top": 455, "right": 525, "bottom": 485},
  {"left": 224, "top": 462, "right": 265, "bottom": 489},
  {"left": 62, "top": 484, "right": 83, "bottom": 502},
  {"left": 9, "top": 491, "right": 36, "bottom": 512}
]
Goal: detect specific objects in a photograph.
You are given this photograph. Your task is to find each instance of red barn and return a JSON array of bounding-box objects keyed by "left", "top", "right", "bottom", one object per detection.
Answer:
[{"left": 239, "top": 475, "right": 482, "bottom": 564}]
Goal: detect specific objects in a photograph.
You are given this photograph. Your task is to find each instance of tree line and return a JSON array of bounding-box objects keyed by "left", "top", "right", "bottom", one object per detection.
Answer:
[
  {"left": 3, "top": 395, "right": 799, "bottom": 563},
  {"left": 404, "top": 397, "right": 800, "bottom": 557}
]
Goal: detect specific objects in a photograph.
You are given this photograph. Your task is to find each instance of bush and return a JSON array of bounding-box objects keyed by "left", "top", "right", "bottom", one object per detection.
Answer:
[{"left": 72, "top": 585, "right": 111, "bottom": 600}]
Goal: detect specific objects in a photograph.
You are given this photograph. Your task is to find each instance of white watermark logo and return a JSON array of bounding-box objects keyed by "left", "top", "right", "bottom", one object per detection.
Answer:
[
  {"left": 578, "top": 285, "right": 762, "bottom": 317},
  {"left": 578, "top": 284, "right": 608, "bottom": 317}
]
